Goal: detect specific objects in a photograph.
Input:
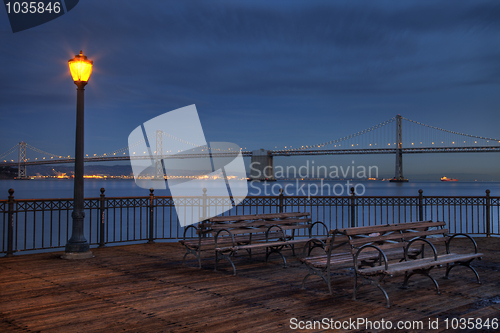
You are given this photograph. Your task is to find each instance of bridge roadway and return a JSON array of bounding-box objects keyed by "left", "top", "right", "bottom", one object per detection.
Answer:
[{"left": 1, "top": 146, "right": 499, "bottom": 167}]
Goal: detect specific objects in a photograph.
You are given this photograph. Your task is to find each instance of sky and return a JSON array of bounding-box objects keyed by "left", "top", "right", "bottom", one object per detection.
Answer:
[{"left": 1, "top": 0, "right": 500, "bottom": 180}]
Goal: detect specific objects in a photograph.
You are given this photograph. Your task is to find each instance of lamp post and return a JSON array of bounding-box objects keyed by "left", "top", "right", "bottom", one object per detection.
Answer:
[{"left": 62, "top": 51, "right": 93, "bottom": 259}]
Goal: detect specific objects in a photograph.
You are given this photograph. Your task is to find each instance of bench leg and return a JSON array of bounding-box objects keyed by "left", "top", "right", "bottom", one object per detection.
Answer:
[
  {"left": 246, "top": 248, "right": 252, "bottom": 260},
  {"left": 301, "top": 273, "right": 313, "bottom": 290},
  {"left": 214, "top": 250, "right": 218, "bottom": 271},
  {"left": 301, "top": 266, "right": 332, "bottom": 295},
  {"left": 182, "top": 247, "right": 202, "bottom": 269},
  {"left": 305, "top": 239, "right": 331, "bottom": 257},
  {"left": 234, "top": 241, "right": 253, "bottom": 260},
  {"left": 444, "top": 260, "right": 481, "bottom": 284},
  {"left": 198, "top": 247, "right": 202, "bottom": 268},
  {"left": 403, "top": 268, "right": 440, "bottom": 295},
  {"left": 326, "top": 267, "right": 332, "bottom": 295},
  {"left": 353, "top": 274, "right": 391, "bottom": 308},
  {"left": 266, "top": 246, "right": 287, "bottom": 268},
  {"left": 215, "top": 251, "right": 237, "bottom": 276}
]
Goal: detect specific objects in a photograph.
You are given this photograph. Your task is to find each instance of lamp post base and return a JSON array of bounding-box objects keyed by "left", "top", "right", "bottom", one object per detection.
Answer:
[
  {"left": 63, "top": 241, "right": 92, "bottom": 259},
  {"left": 61, "top": 251, "right": 94, "bottom": 260}
]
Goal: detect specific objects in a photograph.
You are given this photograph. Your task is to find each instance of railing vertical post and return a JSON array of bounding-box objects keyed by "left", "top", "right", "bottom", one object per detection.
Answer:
[
  {"left": 418, "top": 189, "right": 424, "bottom": 221},
  {"left": 148, "top": 188, "right": 155, "bottom": 244},
  {"left": 202, "top": 188, "right": 208, "bottom": 220},
  {"left": 485, "top": 189, "right": 491, "bottom": 237},
  {"left": 98, "top": 188, "right": 106, "bottom": 248},
  {"left": 6, "top": 189, "right": 15, "bottom": 257},
  {"left": 278, "top": 188, "right": 284, "bottom": 213},
  {"left": 350, "top": 187, "right": 356, "bottom": 228}
]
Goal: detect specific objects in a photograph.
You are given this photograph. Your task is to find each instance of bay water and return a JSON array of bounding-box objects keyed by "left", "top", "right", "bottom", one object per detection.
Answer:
[{"left": 1, "top": 179, "right": 499, "bottom": 200}]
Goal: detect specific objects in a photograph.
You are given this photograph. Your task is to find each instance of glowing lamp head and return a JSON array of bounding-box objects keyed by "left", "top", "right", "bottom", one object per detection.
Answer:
[{"left": 68, "top": 50, "right": 93, "bottom": 84}]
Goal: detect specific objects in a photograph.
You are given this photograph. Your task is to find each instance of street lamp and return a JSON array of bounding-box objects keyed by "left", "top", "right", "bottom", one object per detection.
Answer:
[{"left": 62, "top": 51, "right": 93, "bottom": 259}]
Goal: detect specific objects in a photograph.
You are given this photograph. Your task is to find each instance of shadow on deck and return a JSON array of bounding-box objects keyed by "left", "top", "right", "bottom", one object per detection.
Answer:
[{"left": 1, "top": 238, "right": 499, "bottom": 332}]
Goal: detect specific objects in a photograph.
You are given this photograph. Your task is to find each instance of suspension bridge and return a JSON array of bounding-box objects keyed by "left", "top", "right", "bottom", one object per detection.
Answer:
[{"left": 1, "top": 115, "right": 499, "bottom": 181}]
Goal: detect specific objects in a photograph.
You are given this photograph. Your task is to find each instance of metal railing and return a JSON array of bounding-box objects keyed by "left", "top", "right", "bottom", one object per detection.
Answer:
[{"left": 1, "top": 187, "right": 498, "bottom": 256}]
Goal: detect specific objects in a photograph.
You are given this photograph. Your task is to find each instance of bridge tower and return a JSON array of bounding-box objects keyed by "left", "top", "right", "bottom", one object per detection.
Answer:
[
  {"left": 17, "top": 141, "right": 28, "bottom": 179},
  {"left": 155, "top": 130, "right": 164, "bottom": 180},
  {"left": 249, "top": 149, "right": 275, "bottom": 181},
  {"left": 390, "top": 115, "right": 408, "bottom": 182}
]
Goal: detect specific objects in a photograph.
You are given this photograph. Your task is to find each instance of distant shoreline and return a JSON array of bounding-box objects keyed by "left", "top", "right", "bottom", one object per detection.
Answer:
[{"left": 2, "top": 178, "right": 499, "bottom": 182}]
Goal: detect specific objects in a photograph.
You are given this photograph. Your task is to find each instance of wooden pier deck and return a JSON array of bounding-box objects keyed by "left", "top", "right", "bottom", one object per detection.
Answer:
[{"left": 1, "top": 238, "right": 499, "bottom": 332}]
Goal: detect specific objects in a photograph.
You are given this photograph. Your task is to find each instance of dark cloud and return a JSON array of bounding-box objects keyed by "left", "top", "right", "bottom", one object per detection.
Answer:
[{"left": 80, "top": 0, "right": 497, "bottom": 96}]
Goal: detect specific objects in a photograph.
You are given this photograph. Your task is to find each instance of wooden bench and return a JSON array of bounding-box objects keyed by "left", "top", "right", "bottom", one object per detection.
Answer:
[
  {"left": 180, "top": 212, "right": 327, "bottom": 274},
  {"left": 300, "top": 221, "right": 482, "bottom": 307}
]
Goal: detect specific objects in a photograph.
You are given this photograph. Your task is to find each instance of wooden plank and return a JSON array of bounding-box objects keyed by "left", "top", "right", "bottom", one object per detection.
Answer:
[
  {"left": 348, "top": 232, "right": 404, "bottom": 246},
  {"left": 302, "top": 247, "right": 421, "bottom": 268},
  {"left": 217, "top": 236, "right": 324, "bottom": 252},
  {"left": 209, "top": 212, "right": 310, "bottom": 222},
  {"left": 360, "top": 252, "right": 483, "bottom": 275},
  {"left": 209, "top": 218, "right": 311, "bottom": 229},
  {"left": 348, "top": 228, "right": 449, "bottom": 246},
  {"left": 211, "top": 226, "right": 308, "bottom": 235},
  {"left": 401, "top": 229, "right": 449, "bottom": 239},
  {"left": 343, "top": 221, "right": 446, "bottom": 235},
  {"left": 348, "top": 241, "right": 407, "bottom": 254}
]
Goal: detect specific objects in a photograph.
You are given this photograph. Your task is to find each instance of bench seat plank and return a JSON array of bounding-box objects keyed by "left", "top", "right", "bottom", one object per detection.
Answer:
[
  {"left": 359, "top": 252, "right": 483, "bottom": 275},
  {"left": 342, "top": 221, "right": 446, "bottom": 235},
  {"left": 210, "top": 218, "right": 311, "bottom": 228},
  {"left": 301, "top": 247, "right": 421, "bottom": 268},
  {"left": 209, "top": 212, "right": 310, "bottom": 222},
  {"left": 348, "top": 229, "right": 449, "bottom": 247},
  {"left": 181, "top": 231, "right": 290, "bottom": 248}
]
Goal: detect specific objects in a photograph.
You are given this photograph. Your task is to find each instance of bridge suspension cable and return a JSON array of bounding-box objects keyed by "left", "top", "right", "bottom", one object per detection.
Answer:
[
  {"left": 274, "top": 116, "right": 397, "bottom": 152},
  {"left": 273, "top": 115, "right": 500, "bottom": 153},
  {"left": 26, "top": 143, "right": 67, "bottom": 159},
  {"left": 160, "top": 131, "right": 238, "bottom": 153},
  {"left": 97, "top": 139, "right": 145, "bottom": 158},
  {"left": 98, "top": 131, "right": 238, "bottom": 159},
  {"left": 401, "top": 117, "right": 500, "bottom": 142},
  {"left": 0, "top": 144, "right": 19, "bottom": 161}
]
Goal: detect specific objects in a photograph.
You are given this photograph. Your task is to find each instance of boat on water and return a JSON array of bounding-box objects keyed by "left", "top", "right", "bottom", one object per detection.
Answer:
[{"left": 441, "top": 176, "right": 458, "bottom": 182}]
